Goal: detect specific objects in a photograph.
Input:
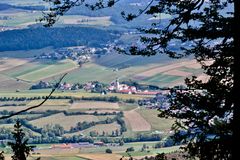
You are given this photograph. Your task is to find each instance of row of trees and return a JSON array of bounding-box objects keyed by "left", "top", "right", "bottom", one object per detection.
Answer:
[{"left": 0, "top": 96, "right": 121, "bottom": 102}]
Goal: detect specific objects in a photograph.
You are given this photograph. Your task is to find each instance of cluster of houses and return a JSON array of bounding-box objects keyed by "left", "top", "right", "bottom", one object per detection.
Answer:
[
  {"left": 138, "top": 92, "right": 170, "bottom": 109},
  {"left": 30, "top": 81, "right": 82, "bottom": 90},
  {"left": 108, "top": 79, "right": 161, "bottom": 96},
  {"left": 30, "top": 81, "right": 52, "bottom": 90},
  {"left": 37, "top": 46, "right": 100, "bottom": 65},
  {"left": 30, "top": 79, "right": 165, "bottom": 97},
  {"left": 59, "top": 82, "right": 82, "bottom": 90}
]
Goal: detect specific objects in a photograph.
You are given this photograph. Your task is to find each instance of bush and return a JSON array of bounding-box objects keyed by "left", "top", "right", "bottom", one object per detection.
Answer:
[
  {"left": 105, "top": 148, "right": 112, "bottom": 154},
  {"left": 126, "top": 147, "right": 134, "bottom": 152},
  {"left": 154, "top": 142, "right": 163, "bottom": 149}
]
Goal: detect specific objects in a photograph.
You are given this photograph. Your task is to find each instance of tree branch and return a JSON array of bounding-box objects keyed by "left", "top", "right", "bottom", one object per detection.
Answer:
[{"left": 0, "top": 73, "right": 67, "bottom": 120}]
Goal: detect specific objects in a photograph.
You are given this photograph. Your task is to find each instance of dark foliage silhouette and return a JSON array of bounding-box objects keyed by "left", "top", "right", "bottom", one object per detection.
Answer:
[{"left": 8, "top": 120, "right": 36, "bottom": 160}]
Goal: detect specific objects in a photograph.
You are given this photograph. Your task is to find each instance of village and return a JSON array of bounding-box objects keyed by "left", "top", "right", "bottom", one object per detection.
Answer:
[
  {"left": 36, "top": 45, "right": 113, "bottom": 66},
  {"left": 30, "top": 78, "right": 170, "bottom": 110}
]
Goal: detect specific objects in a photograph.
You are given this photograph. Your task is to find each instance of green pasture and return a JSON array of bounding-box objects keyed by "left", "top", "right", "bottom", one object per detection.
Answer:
[
  {"left": 0, "top": 47, "right": 54, "bottom": 58},
  {"left": 0, "top": 11, "right": 41, "bottom": 27},
  {"left": 144, "top": 74, "right": 182, "bottom": 83},
  {"left": 4, "top": 60, "right": 50, "bottom": 78},
  {"left": 120, "top": 145, "right": 180, "bottom": 157},
  {"left": 179, "top": 66, "right": 203, "bottom": 74},
  {"left": 142, "top": 73, "right": 183, "bottom": 84},
  {"left": 1, "top": 0, "right": 46, "bottom": 6},
  {"left": 17, "top": 59, "right": 77, "bottom": 82}
]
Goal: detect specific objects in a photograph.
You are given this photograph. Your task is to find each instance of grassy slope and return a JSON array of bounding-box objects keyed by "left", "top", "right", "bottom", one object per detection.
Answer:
[
  {"left": 0, "top": 74, "right": 31, "bottom": 91},
  {"left": 0, "top": 47, "right": 54, "bottom": 58},
  {"left": 0, "top": 10, "right": 42, "bottom": 27},
  {"left": 3, "top": 60, "right": 50, "bottom": 78},
  {"left": 44, "top": 62, "right": 150, "bottom": 84},
  {"left": 137, "top": 108, "right": 174, "bottom": 132},
  {"left": 29, "top": 113, "right": 100, "bottom": 130},
  {"left": 17, "top": 59, "right": 77, "bottom": 82},
  {"left": 142, "top": 73, "right": 183, "bottom": 84},
  {"left": 1, "top": 0, "right": 45, "bottom": 6}
]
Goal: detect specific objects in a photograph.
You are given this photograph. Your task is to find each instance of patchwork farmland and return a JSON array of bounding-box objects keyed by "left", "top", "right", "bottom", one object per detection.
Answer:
[
  {"left": 0, "top": 57, "right": 204, "bottom": 91},
  {"left": 0, "top": 57, "right": 202, "bottom": 143},
  {"left": 0, "top": 55, "right": 203, "bottom": 160},
  {"left": 0, "top": 1, "right": 195, "bottom": 159}
]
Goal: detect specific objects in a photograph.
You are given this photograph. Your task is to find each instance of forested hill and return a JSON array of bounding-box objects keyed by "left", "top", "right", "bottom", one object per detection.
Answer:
[
  {"left": 0, "top": 3, "right": 45, "bottom": 11},
  {"left": 0, "top": 27, "right": 119, "bottom": 51}
]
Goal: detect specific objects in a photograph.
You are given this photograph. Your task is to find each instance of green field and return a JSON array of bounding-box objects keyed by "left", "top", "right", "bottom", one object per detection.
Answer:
[
  {"left": 120, "top": 145, "right": 180, "bottom": 157},
  {"left": 142, "top": 73, "right": 183, "bottom": 84},
  {"left": 95, "top": 52, "right": 171, "bottom": 68},
  {"left": 0, "top": 10, "right": 41, "bottom": 27},
  {"left": 46, "top": 62, "right": 149, "bottom": 84},
  {"left": 17, "top": 59, "right": 77, "bottom": 82},
  {"left": 0, "top": 48, "right": 54, "bottom": 58},
  {"left": 179, "top": 66, "right": 203, "bottom": 74},
  {"left": 1, "top": 0, "right": 46, "bottom": 6},
  {"left": 0, "top": 9, "right": 113, "bottom": 28},
  {"left": 25, "top": 143, "right": 180, "bottom": 160},
  {"left": 4, "top": 60, "right": 51, "bottom": 78},
  {"left": 29, "top": 113, "right": 100, "bottom": 130},
  {"left": 59, "top": 15, "right": 114, "bottom": 26}
]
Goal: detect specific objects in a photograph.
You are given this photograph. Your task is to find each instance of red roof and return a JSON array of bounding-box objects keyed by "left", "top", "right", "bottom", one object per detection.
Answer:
[{"left": 118, "top": 89, "right": 132, "bottom": 93}]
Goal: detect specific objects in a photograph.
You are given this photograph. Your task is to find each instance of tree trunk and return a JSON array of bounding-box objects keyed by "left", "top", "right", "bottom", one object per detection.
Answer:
[{"left": 233, "top": 0, "right": 240, "bottom": 159}]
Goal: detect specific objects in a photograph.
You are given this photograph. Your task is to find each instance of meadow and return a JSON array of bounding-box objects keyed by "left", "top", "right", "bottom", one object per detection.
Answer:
[
  {"left": 29, "top": 113, "right": 100, "bottom": 130},
  {"left": 137, "top": 109, "right": 174, "bottom": 132},
  {"left": 0, "top": 10, "right": 42, "bottom": 27},
  {"left": 60, "top": 15, "right": 113, "bottom": 26},
  {"left": 124, "top": 109, "right": 151, "bottom": 132},
  {"left": 1, "top": 0, "right": 46, "bottom": 6},
  {"left": 0, "top": 9, "right": 114, "bottom": 28},
  {"left": 70, "top": 101, "right": 120, "bottom": 110},
  {"left": 17, "top": 59, "right": 77, "bottom": 82}
]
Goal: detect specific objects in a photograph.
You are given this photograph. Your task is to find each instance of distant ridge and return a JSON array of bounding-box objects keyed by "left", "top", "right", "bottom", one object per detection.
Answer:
[{"left": 0, "top": 3, "right": 46, "bottom": 11}]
